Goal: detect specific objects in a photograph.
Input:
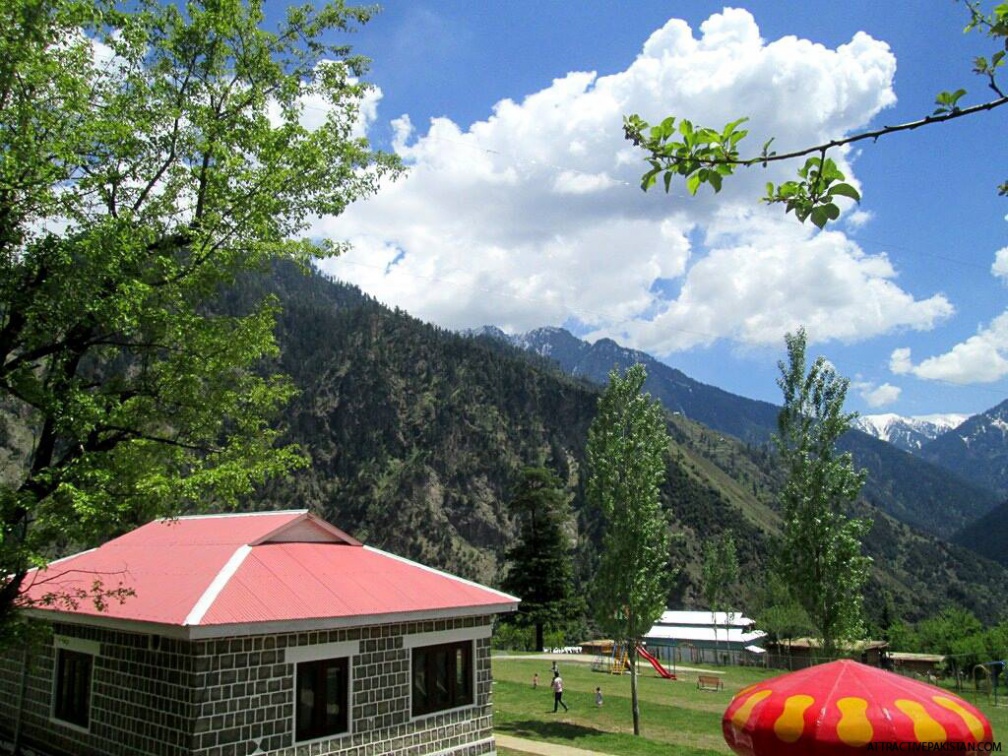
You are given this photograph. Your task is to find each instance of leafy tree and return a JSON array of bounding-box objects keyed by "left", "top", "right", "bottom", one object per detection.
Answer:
[
  {"left": 774, "top": 329, "right": 871, "bottom": 658},
  {"left": 587, "top": 363, "right": 672, "bottom": 736},
  {"left": 624, "top": 2, "right": 1008, "bottom": 227},
  {"left": 702, "top": 531, "right": 738, "bottom": 665},
  {"left": 500, "top": 466, "right": 580, "bottom": 652},
  {"left": 0, "top": 0, "right": 399, "bottom": 639},
  {"left": 916, "top": 607, "right": 988, "bottom": 680},
  {"left": 754, "top": 572, "right": 813, "bottom": 649},
  {"left": 888, "top": 608, "right": 1008, "bottom": 685},
  {"left": 884, "top": 617, "right": 916, "bottom": 653}
]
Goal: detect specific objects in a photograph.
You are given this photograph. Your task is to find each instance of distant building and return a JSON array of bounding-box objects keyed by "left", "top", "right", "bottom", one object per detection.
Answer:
[
  {"left": 889, "top": 652, "right": 946, "bottom": 678},
  {"left": 765, "top": 637, "right": 890, "bottom": 670},
  {"left": 643, "top": 610, "right": 767, "bottom": 666},
  {"left": 0, "top": 510, "right": 518, "bottom": 756}
]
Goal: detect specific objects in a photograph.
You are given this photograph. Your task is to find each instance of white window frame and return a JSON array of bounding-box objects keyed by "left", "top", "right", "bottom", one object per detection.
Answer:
[
  {"left": 403, "top": 626, "right": 488, "bottom": 720},
  {"left": 50, "top": 636, "right": 100, "bottom": 733},
  {"left": 287, "top": 640, "right": 360, "bottom": 744}
]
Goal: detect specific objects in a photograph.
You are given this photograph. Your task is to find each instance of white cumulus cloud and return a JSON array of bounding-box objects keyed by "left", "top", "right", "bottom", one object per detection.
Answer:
[
  {"left": 889, "top": 310, "right": 1008, "bottom": 384},
  {"left": 857, "top": 382, "right": 902, "bottom": 408},
  {"left": 315, "top": 8, "right": 950, "bottom": 357},
  {"left": 993, "top": 247, "right": 1008, "bottom": 283}
]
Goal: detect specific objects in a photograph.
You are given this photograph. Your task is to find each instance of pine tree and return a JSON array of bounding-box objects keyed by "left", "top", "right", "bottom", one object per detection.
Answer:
[{"left": 501, "top": 466, "right": 579, "bottom": 652}]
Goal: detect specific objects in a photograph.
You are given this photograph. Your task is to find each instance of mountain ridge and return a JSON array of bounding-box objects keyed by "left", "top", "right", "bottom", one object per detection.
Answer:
[
  {"left": 477, "top": 325, "right": 1002, "bottom": 540},
  {"left": 920, "top": 398, "right": 1008, "bottom": 498},
  {"left": 853, "top": 413, "right": 968, "bottom": 452},
  {"left": 212, "top": 267, "right": 1008, "bottom": 624}
]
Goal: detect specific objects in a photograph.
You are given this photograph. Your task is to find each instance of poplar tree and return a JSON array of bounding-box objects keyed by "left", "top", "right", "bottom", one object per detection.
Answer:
[
  {"left": 702, "top": 531, "right": 738, "bottom": 664},
  {"left": 587, "top": 364, "right": 671, "bottom": 736},
  {"left": 774, "top": 329, "right": 871, "bottom": 658}
]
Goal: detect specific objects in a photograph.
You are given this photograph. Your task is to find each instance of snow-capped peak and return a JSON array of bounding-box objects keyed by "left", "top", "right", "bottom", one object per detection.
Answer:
[{"left": 853, "top": 413, "right": 968, "bottom": 452}]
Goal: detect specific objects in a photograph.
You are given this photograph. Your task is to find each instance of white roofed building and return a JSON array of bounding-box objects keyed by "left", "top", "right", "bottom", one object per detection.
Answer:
[{"left": 643, "top": 610, "right": 767, "bottom": 667}]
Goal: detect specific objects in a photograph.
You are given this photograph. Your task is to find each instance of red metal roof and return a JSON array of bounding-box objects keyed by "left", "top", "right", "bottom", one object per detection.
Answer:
[{"left": 20, "top": 511, "right": 517, "bottom": 638}]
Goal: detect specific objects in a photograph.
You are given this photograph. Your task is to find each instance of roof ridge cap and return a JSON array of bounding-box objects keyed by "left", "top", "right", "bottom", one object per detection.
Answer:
[
  {"left": 168, "top": 509, "right": 309, "bottom": 522},
  {"left": 184, "top": 545, "right": 252, "bottom": 627}
]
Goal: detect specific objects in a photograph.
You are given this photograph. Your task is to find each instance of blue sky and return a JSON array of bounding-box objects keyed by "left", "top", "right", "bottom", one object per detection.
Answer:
[{"left": 305, "top": 2, "right": 1007, "bottom": 418}]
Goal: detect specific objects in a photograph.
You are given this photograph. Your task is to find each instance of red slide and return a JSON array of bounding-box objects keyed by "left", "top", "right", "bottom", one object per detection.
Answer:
[{"left": 636, "top": 645, "right": 676, "bottom": 679}]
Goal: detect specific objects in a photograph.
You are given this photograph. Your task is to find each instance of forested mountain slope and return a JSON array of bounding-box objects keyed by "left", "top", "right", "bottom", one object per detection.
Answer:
[
  {"left": 952, "top": 497, "right": 1008, "bottom": 567},
  {"left": 224, "top": 265, "right": 1008, "bottom": 625},
  {"left": 921, "top": 399, "right": 1008, "bottom": 499},
  {"left": 496, "top": 327, "right": 1001, "bottom": 539}
]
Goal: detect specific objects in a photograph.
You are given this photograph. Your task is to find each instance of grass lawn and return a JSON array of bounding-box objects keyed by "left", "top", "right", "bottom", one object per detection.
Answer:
[{"left": 491, "top": 654, "right": 1008, "bottom": 755}]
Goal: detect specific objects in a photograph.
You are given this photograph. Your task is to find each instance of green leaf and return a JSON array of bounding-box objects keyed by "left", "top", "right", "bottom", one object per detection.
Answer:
[
  {"left": 828, "top": 183, "right": 861, "bottom": 202},
  {"left": 809, "top": 202, "right": 840, "bottom": 229},
  {"left": 934, "top": 88, "right": 967, "bottom": 114},
  {"left": 722, "top": 116, "right": 750, "bottom": 136},
  {"left": 819, "top": 158, "right": 845, "bottom": 183}
]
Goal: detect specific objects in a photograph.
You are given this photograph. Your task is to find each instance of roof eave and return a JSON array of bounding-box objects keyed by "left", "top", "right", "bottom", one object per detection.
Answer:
[
  {"left": 23, "top": 601, "right": 519, "bottom": 642},
  {"left": 186, "top": 602, "right": 520, "bottom": 640}
]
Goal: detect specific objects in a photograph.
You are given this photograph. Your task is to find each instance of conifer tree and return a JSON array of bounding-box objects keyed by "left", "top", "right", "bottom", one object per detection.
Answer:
[{"left": 501, "top": 466, "right": 579, "bottom": 652}]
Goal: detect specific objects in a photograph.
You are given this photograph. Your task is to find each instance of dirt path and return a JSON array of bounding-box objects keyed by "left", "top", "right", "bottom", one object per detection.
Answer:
[{"left": 495, "top": 733, "right": 618, "bottom": 756}]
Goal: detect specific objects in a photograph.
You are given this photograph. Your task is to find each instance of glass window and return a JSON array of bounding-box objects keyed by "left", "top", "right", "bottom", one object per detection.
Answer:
[
  {"left": 296, "top": 657, "right": 349, "bottom": 742},
  {"left": 54, "top": 648, "right": 93, "bottom": 728},
  {"left": 411, "top": 640, "right": 472, "bottom": 716}
]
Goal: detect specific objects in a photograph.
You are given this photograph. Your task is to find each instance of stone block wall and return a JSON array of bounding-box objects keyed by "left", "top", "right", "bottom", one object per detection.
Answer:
[
  {"left": 0, "top": 622, "right": 199, "bottom": 756},
  {"left": 0, "top": 615, "right": 498, "bottom": 756},
  {"left": 191, "top": 615, "right": 496, "bottom": 756}
]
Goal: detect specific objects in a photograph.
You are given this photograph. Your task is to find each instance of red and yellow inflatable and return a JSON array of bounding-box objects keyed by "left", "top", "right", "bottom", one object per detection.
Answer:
[{"left": 723, "top": 660, "right": 994, "bottom": 755}]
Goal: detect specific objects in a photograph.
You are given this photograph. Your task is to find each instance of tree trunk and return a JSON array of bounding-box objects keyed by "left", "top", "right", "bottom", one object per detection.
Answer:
[
  {"left": 535, "top": 622, "right": 544, "bottom": 653},
  {"left": 630, "top": 644, "right": 641, "bottom": 736}
]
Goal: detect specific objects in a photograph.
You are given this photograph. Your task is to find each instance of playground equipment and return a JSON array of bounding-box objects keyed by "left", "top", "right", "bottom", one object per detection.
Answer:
[
  {"left": 610, "top": 643, "right": 630, "bottom": 674},
  {"left": 591, "top": 642, "right": 676, "bottom": 678},
  {"left": 637, "top": 644, "right": 676, "bottom": 679},
  {"left": 973, "top": 660, "right": 1005, "bottom": 706},
  {"left": 591, "top": 642, "right": 629, "bottom": 674}
]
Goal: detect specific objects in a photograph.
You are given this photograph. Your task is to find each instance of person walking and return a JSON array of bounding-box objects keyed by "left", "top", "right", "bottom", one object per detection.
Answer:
[{"left": 551, "top": 671, "right": 568, "bottom": 712}]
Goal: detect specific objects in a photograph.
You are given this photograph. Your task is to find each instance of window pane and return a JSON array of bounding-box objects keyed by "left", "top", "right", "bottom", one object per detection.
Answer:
[
  {"left": 455, "top": 647, "right": 471, "bottom": 706},
  {"left": 54, "top": 649, "right": 92, "bottom": 728},
  {"left": 433, "top": 649, "right": 450, "bottom": 708},
  {"left": 324, "top": 663, "right": 346, "bottom": 731},
  {"left": 296, "top": 658, "right": 348, "bottom": 742},
  {"left": 411, "top": 640, "right": 473, "bottom": 716},
  {"left": 413, "top": 649, "right": 428, "bottom": 713}
]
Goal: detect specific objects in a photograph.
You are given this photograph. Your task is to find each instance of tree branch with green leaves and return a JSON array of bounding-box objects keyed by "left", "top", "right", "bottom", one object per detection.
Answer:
[{"left": 624, "top": 1, "right": 1008, "bottom": 227}]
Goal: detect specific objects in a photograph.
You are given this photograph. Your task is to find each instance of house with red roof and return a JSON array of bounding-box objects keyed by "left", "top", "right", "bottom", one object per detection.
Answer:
[{"left": 0, "top": 510, "right": 518, "bottom": 756}]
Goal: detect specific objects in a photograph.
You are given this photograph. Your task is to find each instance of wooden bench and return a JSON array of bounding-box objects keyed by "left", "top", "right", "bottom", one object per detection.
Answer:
[{"left": 697, "top": 674, "right": 723, "bottom": 691}]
